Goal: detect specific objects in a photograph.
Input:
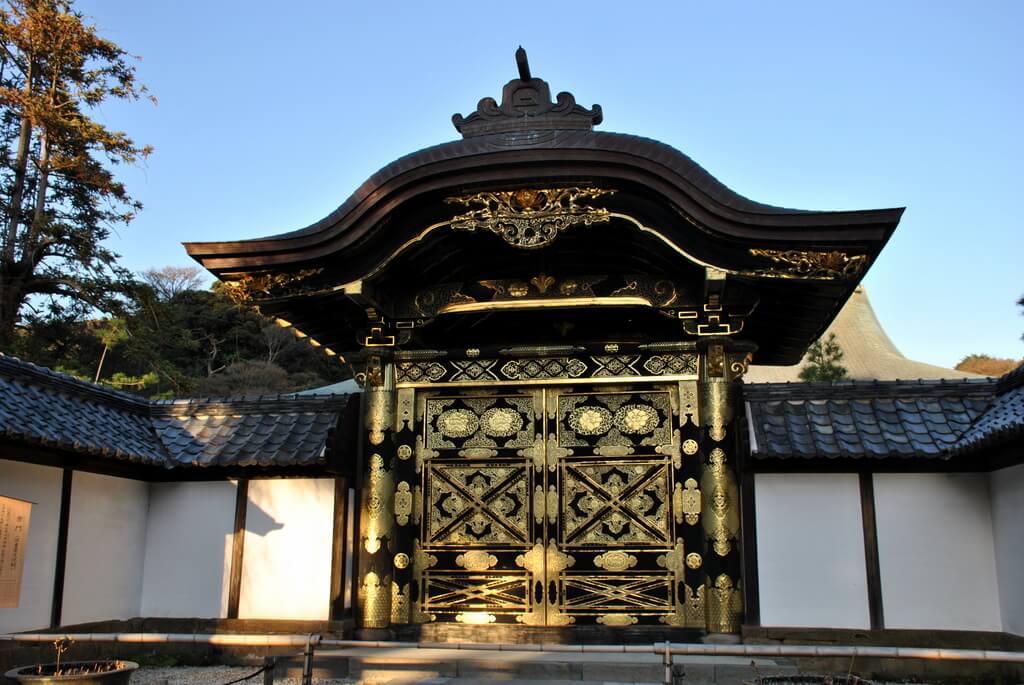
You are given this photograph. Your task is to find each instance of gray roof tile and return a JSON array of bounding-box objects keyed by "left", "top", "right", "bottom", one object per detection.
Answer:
[
  {"left": 0, "top": 355, "right": 353, "bottom": 469},
  {"left": 746, "top": 377, "right": 1009, "bottom": 461}
]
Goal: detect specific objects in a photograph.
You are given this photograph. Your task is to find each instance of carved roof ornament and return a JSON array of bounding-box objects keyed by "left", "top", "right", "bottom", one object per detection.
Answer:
[
  {"left": 746, "top": 249, "right": 869, "bottom": 280},
  {"left": 452, "top": 47, "right": 603, "bottom": 138},
  {"left": 222, "top": 268, "right": 324, "bottom": 303},
  {"left": 446, "top": 187, "right": 615, "bottom": 249}
]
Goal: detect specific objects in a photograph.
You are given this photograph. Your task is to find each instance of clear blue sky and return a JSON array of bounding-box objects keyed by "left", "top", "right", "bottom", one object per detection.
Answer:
[{"left": 77, "top": 1, "right": 1022, "bottom": 369}]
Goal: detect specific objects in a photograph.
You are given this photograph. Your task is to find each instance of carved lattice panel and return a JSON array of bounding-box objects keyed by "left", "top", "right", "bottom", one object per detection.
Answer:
[
  {"left": 424, "top": 463, "right": 530, "bottom": 545},
  {"left": 413, "top": 385, "right": 697, "bottom": 627},
  {"left": 562, "top": 461, "right": 672, "bottom": 546}
]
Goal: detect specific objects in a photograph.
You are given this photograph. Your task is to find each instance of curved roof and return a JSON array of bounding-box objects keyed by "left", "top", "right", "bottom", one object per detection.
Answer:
[
  {"left": 183, "top": 51, "right": 904, "bottom": 364},
  {"left": 184, "top": 127, "right": 901, "bottom": 275},
  {"left": 745, "top": 287, "right": 982, "bottom": 382}
]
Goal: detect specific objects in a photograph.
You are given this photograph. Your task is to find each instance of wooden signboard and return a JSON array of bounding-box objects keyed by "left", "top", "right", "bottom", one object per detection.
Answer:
[{"left": 0, "top": 495, "right": 32, "bottom": 608}]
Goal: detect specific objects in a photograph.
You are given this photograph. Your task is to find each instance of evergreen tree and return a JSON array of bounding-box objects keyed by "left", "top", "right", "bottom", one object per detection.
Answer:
[
  {"left": 0, "top": 0, "right": 152, "bottom": 348},
  {"left": 799, "top": 332, "right": 849, "bottom": 382}
]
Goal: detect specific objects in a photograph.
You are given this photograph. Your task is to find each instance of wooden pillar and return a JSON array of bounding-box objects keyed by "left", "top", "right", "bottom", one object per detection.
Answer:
[
  {"left": 697, "top": 339, "right": 751, "bottom": 635},
  {"left": 329, "top": 476, "right": 350, "bottom": 620},
  {"left": 389, "top": 387, "right": 417, "bottom": 626},
  {"left": 356, "top": 354, "right": 398, "bottom": 631}
]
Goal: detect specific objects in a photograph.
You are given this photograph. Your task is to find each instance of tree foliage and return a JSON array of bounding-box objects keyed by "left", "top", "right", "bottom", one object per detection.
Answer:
[
  {"left": 139, "top": 265, "right": 205, "bottom": 301},
  {"left": 955, "top": 354, "right": 1022, "bottom": 377},
  {"left": 799, "top": 332, "right": 849, "bottom": 382},
  {"left": 0, "top": 0, "right": 152, "bottom": 348},
  {"left": 10, "top": 269, "right": 348, "bottom": 397}
]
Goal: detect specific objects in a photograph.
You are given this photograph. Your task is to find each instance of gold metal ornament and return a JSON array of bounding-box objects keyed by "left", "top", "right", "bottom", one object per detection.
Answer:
[
  {"left": 682, "top": 439, "right": 699, "bottom": 455},
  {"left": 363, "top": 454, "right": 394, "bottom": 554},
  {"left": 707, "top": 574, "right": 743, "bottom": 633},
  {"left": 222, "top": 268, "right": 323, "bottom": 303},
  {"left": 729, "top": 352, "right": 753, "bottom": 379},
  {"left": 412, "top": 484, "right": 422, "bottom": 525},
  {"left": 446, "top": 187, "right": 616, "bottom": 249},
  {"left": 701, "top": 449, "right": 738, "bottom": 557},
  {"left": 598, "top": 614, "right": 638, "bottom": 626},
  {"left": 456, "top": 550, "right": 499, "bottom": 571},
  {"left": 594, "top": 551, "right": 638, "bottom": 571},
  {"left": 747, "top": 248, "right": 868, "bottom": 280},
  {"left": 394, "top": 481, "right": 412, "bottom": 526},
  {"left": 656, "top": 538, "right": 686, "bottom": 576},
  {"left": 391, "top": 581, "right": 410, "bottom": 624},
  {"left": 394, "top": 553, "right": 410, "bottom": 569},
  {"left": 360, "top": 571, "right": 391, "bottom": 629},
  {"left": 546, "top": 485, "right": 558, "bottom": 525},
  {"left": 681, "top": 478, "right": 701, "bottom": 525},
  {"left": 455, "top": 611, "right": 497, "bottom": 624},
  {"left": 684, "top": 583, "right": 706, "bottom": 629},
  {"left": 686, "top": 552, "right": 702, "bottom": 569},
  {"left": 365, "top": 389, "right": 393, "bottom": 446},
  {"left": 533, "top": 485, "right": 546, "bottom": 524}
]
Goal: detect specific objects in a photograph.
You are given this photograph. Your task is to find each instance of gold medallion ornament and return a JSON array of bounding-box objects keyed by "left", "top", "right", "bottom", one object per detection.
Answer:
[
  {"left": 397, "top": 444, "right": 412, "bottom": 460},
  {"left": 394, "top": 553, "right": 410, "bottom": 569},
  {"left": 594, "top": 551, "right": 638, "bottom": 571},
  {"left": 686, "top": 552, "right": 702, "bottom": 569},
  {"left": 456, "top": 550, "right": 499, "bottom": 571},
  {"left": 568, "top": 406, "right": 613, "bottom": 435},
  {"left": 436, "top": 408, "right": 479, "bottom": 438},
  {"left": 682, "top": 439, "right": 699, "bottom": 455},
  {"left": 480, "top": 407, "right": 524, "bottom": 437},
  {"left": 614, "top": 404, "right": 660, "bottom": 434}
]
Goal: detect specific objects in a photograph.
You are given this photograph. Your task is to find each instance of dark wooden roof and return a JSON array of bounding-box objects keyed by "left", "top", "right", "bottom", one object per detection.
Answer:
[{"left": 185, "top": 51, "right": 904, "bottom": 365}]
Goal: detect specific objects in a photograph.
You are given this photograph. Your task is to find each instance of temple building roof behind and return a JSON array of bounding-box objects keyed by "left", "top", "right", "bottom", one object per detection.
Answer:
[{"left": 745, "top": 286, "right": 982, "bottom": 382}]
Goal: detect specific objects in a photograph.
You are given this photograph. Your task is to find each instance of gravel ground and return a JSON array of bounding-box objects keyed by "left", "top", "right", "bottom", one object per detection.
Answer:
[{"left": 129, "top": 666, "right": 355, "bottom": 685}]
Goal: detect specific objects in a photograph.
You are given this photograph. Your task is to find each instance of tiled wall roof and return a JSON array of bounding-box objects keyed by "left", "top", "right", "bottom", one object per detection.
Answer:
[
  {"left": 745, "top": 376, "right": 1022, "bottom": 461},
  {"left": 0, "top": 355, "right": 351, "bottom": 469}
]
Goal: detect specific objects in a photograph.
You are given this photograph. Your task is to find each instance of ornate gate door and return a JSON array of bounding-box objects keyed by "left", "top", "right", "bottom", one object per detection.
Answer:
[{"left": 413, "top": 384, "right": 702, "bottom": 627}]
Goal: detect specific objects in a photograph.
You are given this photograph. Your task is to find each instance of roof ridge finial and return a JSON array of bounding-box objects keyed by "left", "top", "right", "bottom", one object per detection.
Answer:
[
  {"left": 452, "top": 48, "right": 602, "bottom": 138},
  {"left": 516, "top": 46, "right": 531, "bottom": 80}
]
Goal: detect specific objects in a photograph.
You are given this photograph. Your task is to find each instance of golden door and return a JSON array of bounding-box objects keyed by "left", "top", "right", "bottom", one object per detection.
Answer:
[{"left": 412, "top": 384, "right": 703, "bottom": 627}]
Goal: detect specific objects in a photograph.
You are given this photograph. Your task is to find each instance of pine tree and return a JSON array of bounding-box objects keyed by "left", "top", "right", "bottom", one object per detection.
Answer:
[
  {"left": 799, "top": 332, "right": 849, "bottom": 382},
  {"left": 0, "top": 0, "right": 152, "bottom": 348}
]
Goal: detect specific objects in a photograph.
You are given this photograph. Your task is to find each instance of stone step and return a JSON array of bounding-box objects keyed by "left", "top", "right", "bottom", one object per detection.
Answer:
[{"left": 309, "top": 647, "right": 798, "bottom": 685}]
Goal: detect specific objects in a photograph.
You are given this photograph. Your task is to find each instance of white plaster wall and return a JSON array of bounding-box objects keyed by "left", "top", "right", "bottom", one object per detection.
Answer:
[
  {"left": 755, "top": 473, "right": 871, "bottom": 628},
  {"left": 61, "top": 472, "right": 149, "bottom": 626},
  {"left": 875, "top": 473, "right": 1001, "bottom": 631},
  {"left": 140, "top": 481, "right": 237, "bottom": 618},
  {"left": 0, "top": 460, "right": 62, "bottom": 633},
  {"left": 238, "top": 478, "right": 333, "bottom": 620},
  {"left": 991, "top": 463, "right": 1024, "bottom": 635}
]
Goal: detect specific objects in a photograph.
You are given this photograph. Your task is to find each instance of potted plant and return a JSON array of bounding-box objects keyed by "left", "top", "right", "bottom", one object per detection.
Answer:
[{"left": 4, "top": 639, "right": 138, "bottom": 685}]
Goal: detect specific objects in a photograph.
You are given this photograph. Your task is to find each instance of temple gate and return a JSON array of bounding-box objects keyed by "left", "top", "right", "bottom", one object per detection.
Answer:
[{"left": 185, "top": 49, "right": 903, "bottom": 638}]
